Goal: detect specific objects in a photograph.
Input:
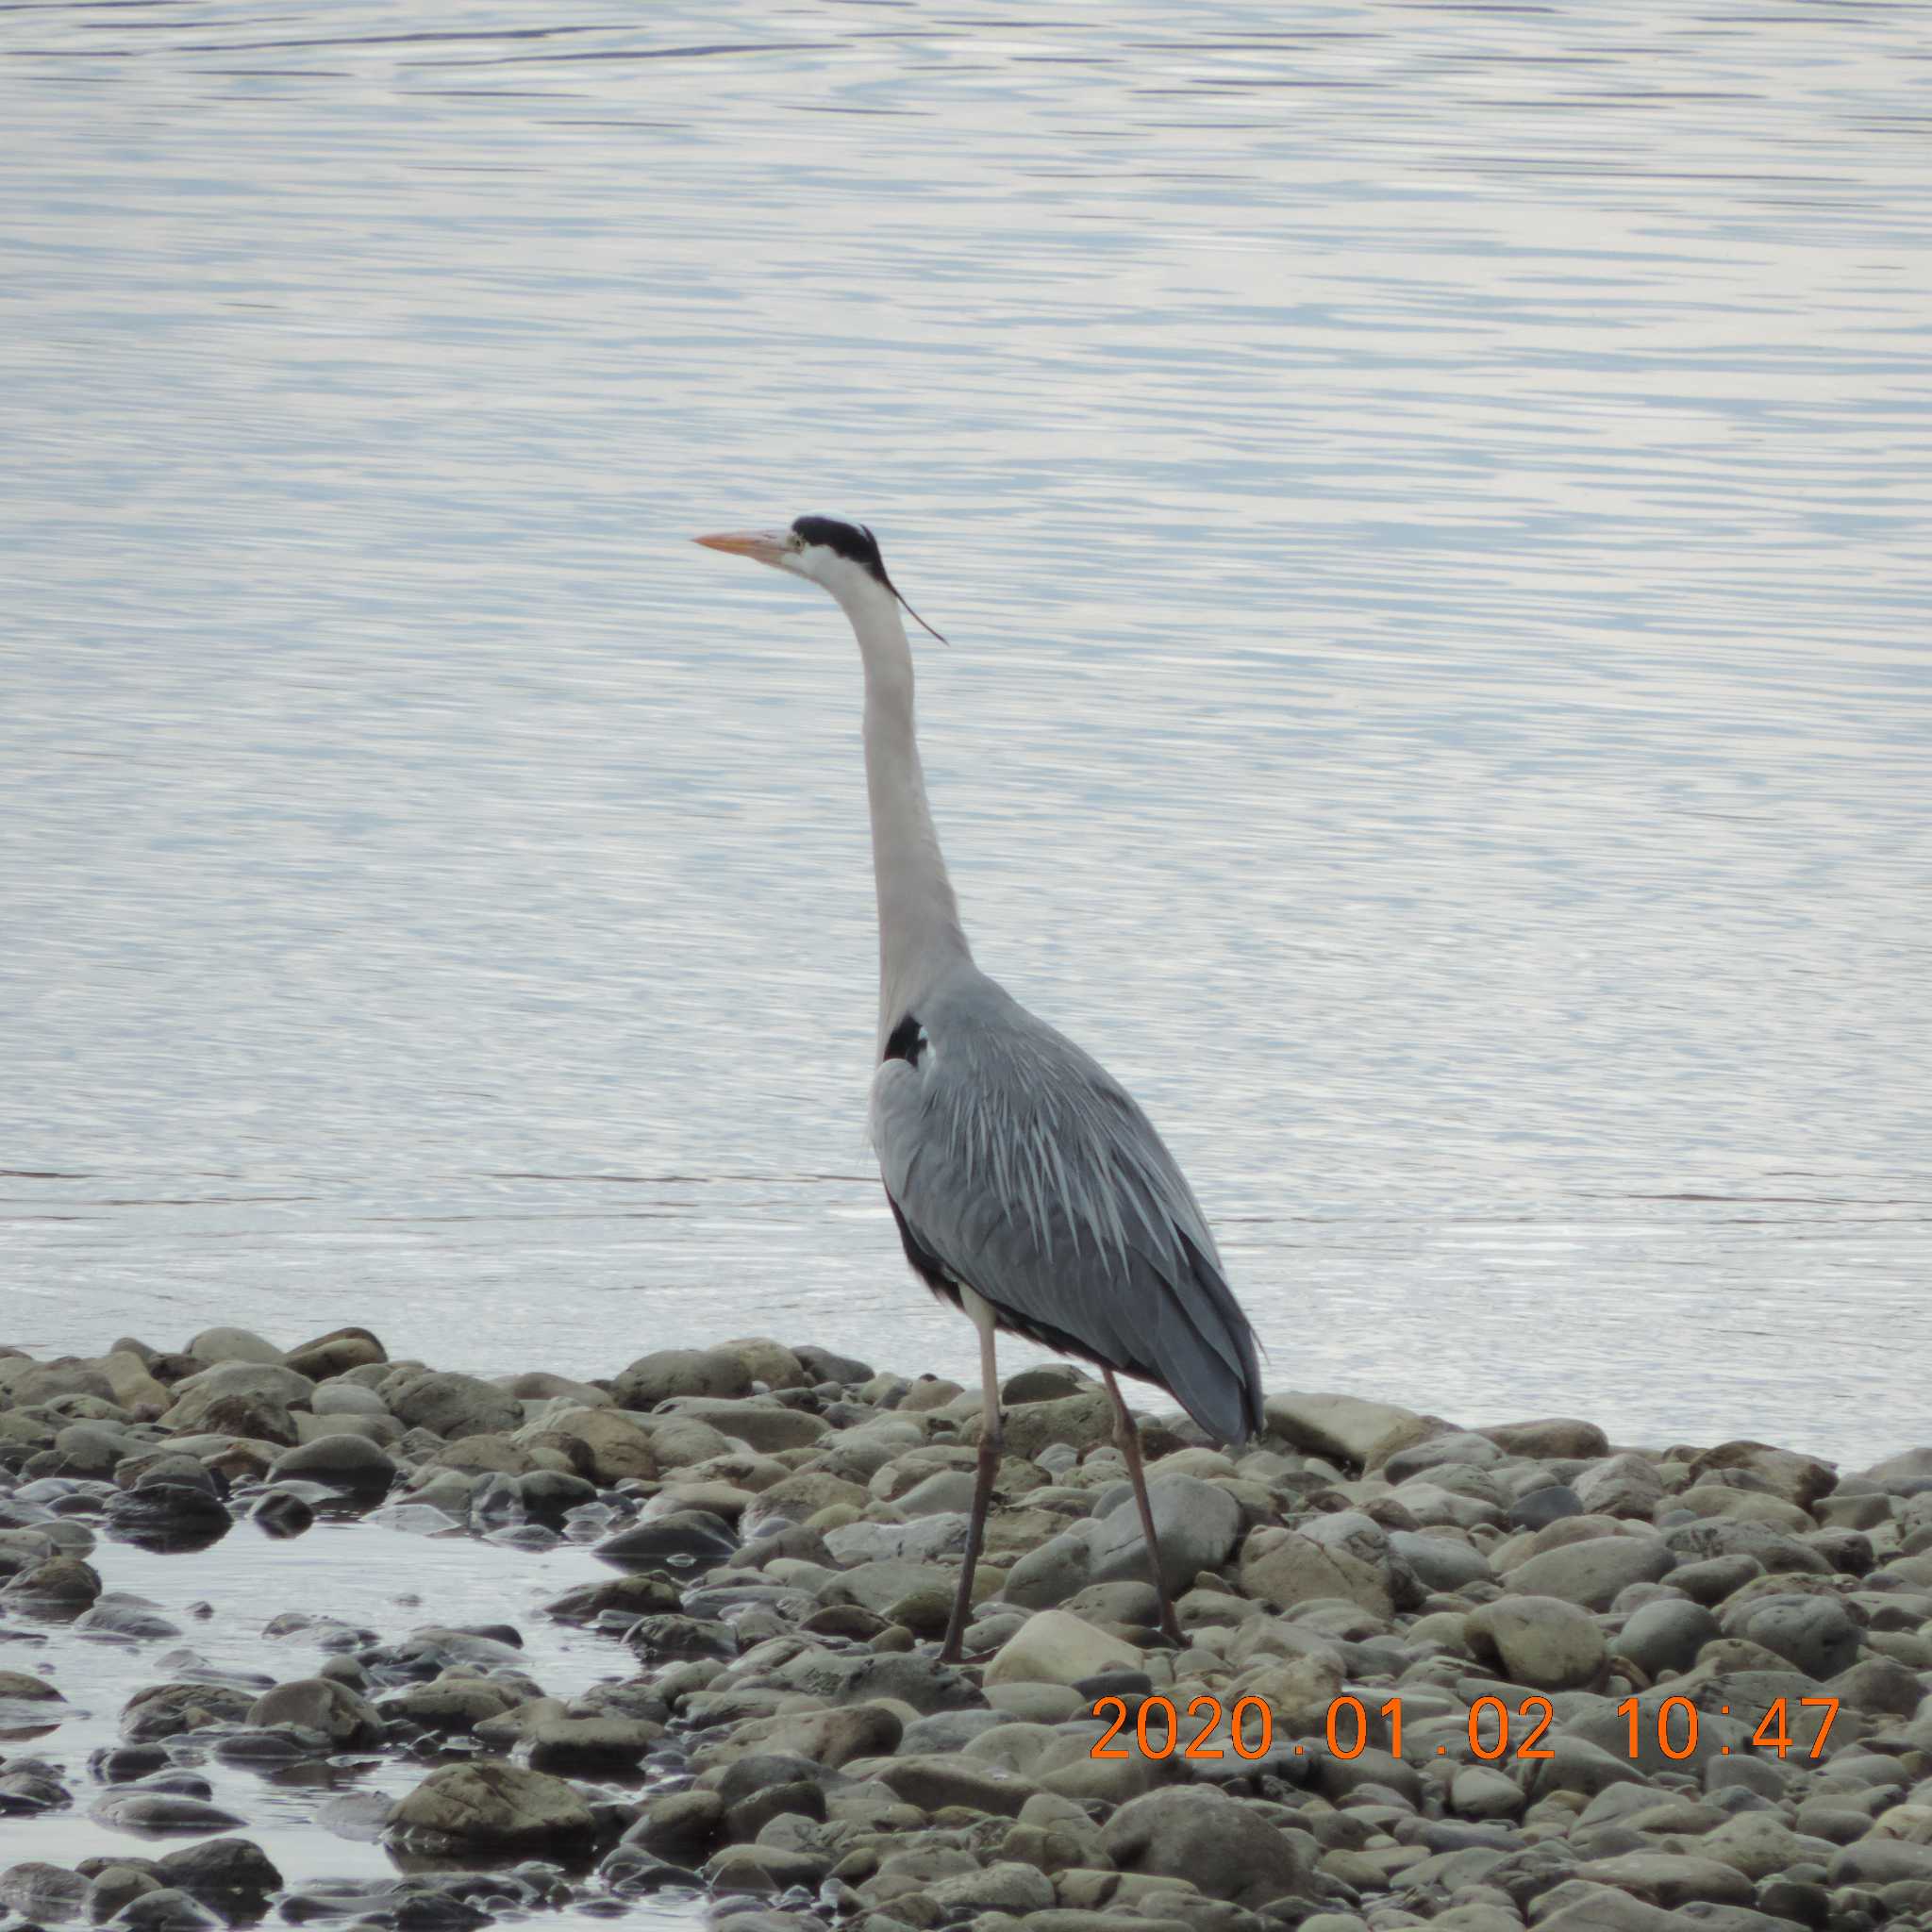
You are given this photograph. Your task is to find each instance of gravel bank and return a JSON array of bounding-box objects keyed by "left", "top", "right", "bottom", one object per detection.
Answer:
[{"left": 2, "top": 1328, "right": 1930, "bottom": 1932}]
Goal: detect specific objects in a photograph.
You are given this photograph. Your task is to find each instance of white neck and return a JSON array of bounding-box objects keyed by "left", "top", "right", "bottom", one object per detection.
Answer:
[{"left": 836, "top": 581, "right": 973, "bottom": 1046}]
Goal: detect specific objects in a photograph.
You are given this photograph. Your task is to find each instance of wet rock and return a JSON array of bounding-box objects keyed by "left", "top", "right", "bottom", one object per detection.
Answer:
[
  {"left": 515, "top": 1469, "right": 598, "bottom": 1521},
  {"left": 525, "top": 1716, "right": 663, "bottom": 1773},
  {"left": 619, "top": 1788, "right": 725, "bottom": 1866},
  {"left": 382, "top": 1675, "right": 528, "bottom": 1733},
  {"left": 249, "top": 1676, "right": 385, "bottom": 1747},
  {"left": 251, "top": 1490, "right": 314, "bottom": 1537},
  {"left": 121, "top": 1681, "right": 258, "bottom": 1742},
  {"left": 426, "top": 1432, "right": 538, "bottom": 1475},
  {"left": 713, "top": 1702, "right": 903, "bottom": 1771},
  {"left": 0, "top": 1859, "right": 91, "bottom": 1920},
  {"left": 75, "top": 1592, "right": 183, "bottom": 1641},
  {"left": 388, "top": 1761, "right": 597, "bottom": 1848},
  {"left": 624, "top": 1613, "right": 737, "bottom": 1663},
  {"left": 106, "top": 1479, "right": 233, "bottom": 1549},
  {"left": 3, "top": 1553, "right": 104, "bottom": 1606},
  {"left": 110, "top": 1886, "right": 226, "bottom": 1930},
  {"left": 541, "top": 1573, "right": 682, "bottom": 1624},
  {"left": 0, "top": 1759, "right": 72, "bottom": 1813},
  {"left": 0, "top": 1667, "right": 66, "bottom": 1707},
  {"left": 702, "top": 1843, "right": 829, "bottom": 1893},
  {"left": 596, "top": 1510, "right": 738, "bottom": 1571},
  {"left": 92, "top": 1790, "right": 249, "bottom": 1832},
  {"left": 88, "top": 1865, "right": 165, "bottom": 1920},
  {"left": 779, "top": 1647, "right": 979, "bottom": 1714},
  {"left": 153, "top": 1839, "right": 282, "bottom": 1916}
]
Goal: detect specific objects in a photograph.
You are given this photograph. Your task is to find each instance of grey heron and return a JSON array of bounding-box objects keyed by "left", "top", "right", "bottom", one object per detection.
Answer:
[{"left": 695, "top": 515, "right": 1264, "bottom": 1658}]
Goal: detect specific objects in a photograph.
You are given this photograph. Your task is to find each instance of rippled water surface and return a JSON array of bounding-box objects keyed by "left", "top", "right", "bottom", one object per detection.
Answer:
[{"left": 6, "top": 1, "right": 1930, "bottom": 1468}]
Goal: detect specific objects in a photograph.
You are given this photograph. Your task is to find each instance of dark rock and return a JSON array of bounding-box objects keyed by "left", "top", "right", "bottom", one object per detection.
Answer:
[
  {"left": 388, "top": 1761, "right": 597, "bottom": 1848},
  {"left": 1612, "top": 1598, "right": 1720, "bottom": 1678},
  {"left": 1512, "top": 1486, "right": 1584, "bottom": 1531},
  {"left": 0, "top": 1859, "right": 91, "bottom": 1920},
  {"left": 92, "top": 1744, "right": 170, "bottom": 1782},
  {"left": 1103, "top": 1785, "right": 1315, "bottom": 1908},
  {"left": 514, "top": 1470, "right": 597, "bottom": 1522},
  {"left": 120, "top": 1682, "right": 257, "bottom": 1742},
  {"left": 525, "top": 1718, "right": 662, "bottom": 1774},
  {"left": 251, "top": 1490, "right": 314, "bottom": 1537},
  {"left": 75, "top": 1593, "right": 183, "bottom": 1641},
  {"left": 268, "top": 1436, "right": 396, "bottom": 1491},
  {"left": 248, "top": 1676, "right": 385, "bottom": 1748},
  {"left": 87, "top": 1866, "right": 165, "bottom": 1921},
  {"left": 624, "top": 1614, "right": 737, "bottom": 1663},
  {"left": 105, "top": 1483, "right": 232, "bottom": 1552},
  {"left": 595, "top": 1511, "right": 739, "bottom": 1572},
  {"left": 618, "top": 1789, "right": 724, "bottom": 1867},
  {"left": 107, "top": 1884, "right": 224, "bottom": 1929},
  {"left": 92, "top": 1791, "right": 248, "bottom": 1832},
  {"left": 3, "top": 1553, "right": 104, "bottom": 1606},
  {"left": 541, "top": 1574, "right": 682, "bottom": 1625},
  {"left": 793, "top": 1346, "right": 874, "bottom": 1386}
]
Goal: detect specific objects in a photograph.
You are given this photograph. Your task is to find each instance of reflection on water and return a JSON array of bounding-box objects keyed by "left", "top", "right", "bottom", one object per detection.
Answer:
[{"left": 3, "top": 1, "right": 1928, "bottom": 1469}]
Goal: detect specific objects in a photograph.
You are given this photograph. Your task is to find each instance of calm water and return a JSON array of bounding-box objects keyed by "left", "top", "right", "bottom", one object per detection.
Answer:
[{"left": 5, "top": 1, "right": 1930, "bottom": 1469}]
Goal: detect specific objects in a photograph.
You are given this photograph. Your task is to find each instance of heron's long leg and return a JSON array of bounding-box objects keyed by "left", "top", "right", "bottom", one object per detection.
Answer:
[
  {"left": 1103, "top": 1368, "right": 1184, "bottom": 1647},
  {"left": 939, "top": 1295, "right": 1002, "bottom": 1664}
]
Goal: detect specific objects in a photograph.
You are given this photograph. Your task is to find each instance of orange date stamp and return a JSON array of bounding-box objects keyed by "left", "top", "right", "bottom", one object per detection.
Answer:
[{"left": 1090, "top": 1693, "right": 1840, "bottom": 1763}]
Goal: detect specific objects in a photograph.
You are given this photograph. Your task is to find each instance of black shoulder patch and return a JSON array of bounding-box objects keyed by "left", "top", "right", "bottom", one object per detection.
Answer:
[
  {"left": 791, "top": 514, "right": 891, "bottom": 586},
  {"left": 883, "top": 1012, "right": 924, "bottom": 1066}
]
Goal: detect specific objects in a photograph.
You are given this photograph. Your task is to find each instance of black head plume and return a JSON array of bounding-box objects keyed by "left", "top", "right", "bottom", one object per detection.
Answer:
[{"left": 790, "top": 514, "right": 949, "bottom": 645}]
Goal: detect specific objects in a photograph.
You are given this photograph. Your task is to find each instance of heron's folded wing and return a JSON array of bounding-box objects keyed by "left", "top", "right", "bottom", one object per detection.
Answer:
[{"left": 870, "top": 1008, "right": 1260, "bottom": 1443}]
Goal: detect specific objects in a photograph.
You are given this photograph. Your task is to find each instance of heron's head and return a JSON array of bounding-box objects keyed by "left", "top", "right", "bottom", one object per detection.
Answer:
[{"left": 694, "top": 515, "right": 947, "bottom": 642}]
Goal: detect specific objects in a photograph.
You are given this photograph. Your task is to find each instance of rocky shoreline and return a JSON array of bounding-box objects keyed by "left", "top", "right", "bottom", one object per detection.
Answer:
[{"left": 2, "top": 1326, "right": 1929, "bottom": 1932}]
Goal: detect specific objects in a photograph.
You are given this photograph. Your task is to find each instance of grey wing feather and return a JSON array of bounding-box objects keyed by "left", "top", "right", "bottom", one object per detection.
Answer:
[{"left": 871, "top": 972, "right": 1264, "bottom": 1446}]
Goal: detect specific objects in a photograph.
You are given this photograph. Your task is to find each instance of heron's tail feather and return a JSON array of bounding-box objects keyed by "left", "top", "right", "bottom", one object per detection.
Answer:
[{"left": 1155, "top": 1232, "right": 1266, "bottom": 1449}]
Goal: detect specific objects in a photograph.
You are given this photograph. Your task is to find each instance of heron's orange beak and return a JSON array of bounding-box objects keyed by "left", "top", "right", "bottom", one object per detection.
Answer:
[{"left": 693, "top": 529, "right": 790, "bottom": 568}]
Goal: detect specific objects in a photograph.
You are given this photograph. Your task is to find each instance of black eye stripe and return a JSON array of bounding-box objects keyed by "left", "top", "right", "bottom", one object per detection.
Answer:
[{"left": 791, "top": 514, "right": 891, "bottom": 586}]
